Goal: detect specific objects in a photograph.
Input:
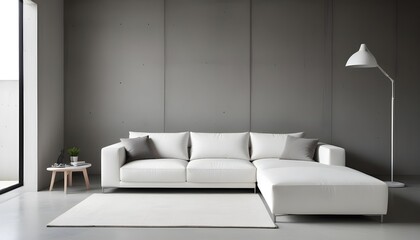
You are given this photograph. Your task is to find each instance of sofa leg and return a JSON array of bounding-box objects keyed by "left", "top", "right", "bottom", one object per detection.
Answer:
[
  {"left": 102, "top": 187, "right": 105, "bottom": 193},
  {"left": 380, "top": 215, "right": 384, "bottom": 223},
  {"left": 254, "top": 187, "right": 257, "bottom": 194}
]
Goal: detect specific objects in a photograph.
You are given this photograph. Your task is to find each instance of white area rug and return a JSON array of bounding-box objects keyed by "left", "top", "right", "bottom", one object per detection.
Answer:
[{"left": 48, "top": 193, "right": 276, "bottom": 228}]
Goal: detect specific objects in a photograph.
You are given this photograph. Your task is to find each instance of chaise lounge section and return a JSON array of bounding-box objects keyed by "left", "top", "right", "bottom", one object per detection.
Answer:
[{"left": 254, "top": 159, "right": 388, "bottom": 217}]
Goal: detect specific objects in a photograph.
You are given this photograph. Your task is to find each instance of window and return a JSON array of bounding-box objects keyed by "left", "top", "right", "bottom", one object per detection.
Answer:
[{"left": 0, "top": 0, "right": 23, "bottom": 194}]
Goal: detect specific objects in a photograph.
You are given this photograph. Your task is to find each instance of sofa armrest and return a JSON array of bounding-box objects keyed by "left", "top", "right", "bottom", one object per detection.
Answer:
[
  {"left": 101, "top": 142, "right": 126, "bottom": 187},
  {"left": 315, "top": 143, "right": 346, "bottom": 166}
]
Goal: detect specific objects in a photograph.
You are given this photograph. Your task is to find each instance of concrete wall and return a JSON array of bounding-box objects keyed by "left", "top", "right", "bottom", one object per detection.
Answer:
[
  {"left": 34, "top": 0, "right": 64, "bottom": 190},
  {"left": 165, "top": 0, "right": 251, "bottom": 132},
  {"left": 332, "top": 0, "right": 397, "bottom": 174},
  {"left": 64, "top": 0, "right": 165, "bottom": 174},
  {"left": 64, "top": 0, "right": 420, "bottom": 176},
  {"left": 251, "top": 0, "right": 332, "bottom": 141},
  {"left": 395, "top": 0, "right": 420, "bottom": 175}
]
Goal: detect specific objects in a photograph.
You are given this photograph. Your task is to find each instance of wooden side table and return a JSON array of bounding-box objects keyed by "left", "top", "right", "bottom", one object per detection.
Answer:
[{"left": 47, "top": 164, "right": 91, "bottom": 194}]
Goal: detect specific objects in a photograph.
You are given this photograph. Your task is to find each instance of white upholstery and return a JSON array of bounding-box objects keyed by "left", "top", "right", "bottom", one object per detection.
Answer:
[
  {"left": 129, "top": 132, "right": 189, "bottom": 160},
  {"left": 316, "top": 143, "right": 346, "bottom": 166},
  {"left": 120, "top": 159, "right": 188, "bottom": 183},
  {"left": 101, "top": 133, "right": 388, "bottom": 217},
  {"left": 190, "top": 132, "right": 250, "bottom": 160},
  {"left": 187, "top": 159, "right": 256, "bottom": 183},
  {"left": 250, "top": 132, "right": 304, "bottom": 160},
  {"left": 101, "top": 142, "right": 126, "bottom": 187},
  {"left": 254, "top": 159, "right": 388, "bottom": 215},
  {"left": 253, "top": 158, "right": 322, "bottom": 171}
]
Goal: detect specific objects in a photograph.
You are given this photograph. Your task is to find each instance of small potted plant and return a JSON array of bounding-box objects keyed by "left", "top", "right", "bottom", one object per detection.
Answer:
[{"left": 67, "top": 147, "right": 80, "bottom": 163}]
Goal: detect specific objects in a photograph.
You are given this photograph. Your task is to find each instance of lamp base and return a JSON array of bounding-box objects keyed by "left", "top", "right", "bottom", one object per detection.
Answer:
[{"left": 385, "top": 181, "right": 405, "bottom": 188}]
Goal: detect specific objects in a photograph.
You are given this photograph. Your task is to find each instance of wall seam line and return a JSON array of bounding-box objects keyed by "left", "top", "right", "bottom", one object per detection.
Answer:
[
  {"left": 163, "top": 0, "right": 166, "bottom": 132},
  {"left": 330, "top": 0, "right": 334, "bottom": 144},
  {"left": 249, "top": 0, "right": 253, "bottom": 131}
]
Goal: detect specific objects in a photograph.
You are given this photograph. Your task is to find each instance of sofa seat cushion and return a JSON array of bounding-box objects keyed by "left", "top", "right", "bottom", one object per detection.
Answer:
[
  {"left": 254, "top": 159, "right": 388, "bottom": 215},
  {"left": 120, "top": 159, "right": 187, "bottom": 183},
  {"left": 187, "top": 159, "right": 256, "bottom": 183}
]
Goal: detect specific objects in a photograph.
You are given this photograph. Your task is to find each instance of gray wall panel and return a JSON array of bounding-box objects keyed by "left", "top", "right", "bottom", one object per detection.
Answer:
[
  {"left": 63, "top": 0, "right": 420, "bottom": 176},
  {"left": 64, "top": 0, "right": 164, "bottom": 174},
  {"left": 35, "top": 0, "right": 65, "bottom": 190},
  {"left": 251, "top": 0, "right": 332, "bottom": 141},
  {"left": 164, "top": 0, "right": 250, "bottom": 132},
  {"left": 396, "top": 0, "right": 420, "bottom": 175},
  {"left": 332, "top": 0, "right": 396, "bottom": 174}
]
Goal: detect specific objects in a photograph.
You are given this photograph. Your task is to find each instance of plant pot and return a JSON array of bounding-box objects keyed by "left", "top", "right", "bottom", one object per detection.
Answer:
[{"left": 70, "top": 156, "right": 79, "bottom": 163}]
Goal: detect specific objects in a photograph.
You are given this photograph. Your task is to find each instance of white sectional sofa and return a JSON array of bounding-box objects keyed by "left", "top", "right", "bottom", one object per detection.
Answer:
[{"left": 101, "top": 132, "right": 388, "bottom": 219}]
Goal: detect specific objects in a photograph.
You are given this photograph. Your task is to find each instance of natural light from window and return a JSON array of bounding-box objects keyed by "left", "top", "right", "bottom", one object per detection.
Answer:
[
  {"left": 0, "top": 0, "right": 19, "bottom": 81},
  {"left": 0, "top": 0, "right": 19, "bottom": 193}
]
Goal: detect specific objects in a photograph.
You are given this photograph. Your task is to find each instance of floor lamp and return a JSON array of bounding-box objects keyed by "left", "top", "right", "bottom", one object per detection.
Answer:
[{"left": 346, "top": 43, "right": 405, "bottom": 188}]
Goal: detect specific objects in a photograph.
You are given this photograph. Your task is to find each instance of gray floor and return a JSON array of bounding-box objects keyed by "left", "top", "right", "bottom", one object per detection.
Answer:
[{"left": 0, "top": 175, "right": 419, "bottom": 240}]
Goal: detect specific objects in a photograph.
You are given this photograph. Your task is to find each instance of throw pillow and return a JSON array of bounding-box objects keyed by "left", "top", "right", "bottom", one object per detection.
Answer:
[
  {"left": 279, "top": 135, "right": 318, "bottom": 161},
  {"left": 120, "top": 136, "right": 152, "bottom": 162}
]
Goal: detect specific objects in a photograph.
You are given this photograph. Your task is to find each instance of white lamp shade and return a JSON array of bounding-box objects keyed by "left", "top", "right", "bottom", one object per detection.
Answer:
[{"left": 345, "top": 44, "right": 378, "bottom": 68}]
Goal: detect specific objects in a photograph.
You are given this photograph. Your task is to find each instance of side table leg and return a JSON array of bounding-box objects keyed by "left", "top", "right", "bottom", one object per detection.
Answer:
[
  {"left": 82, "top": 169, "right": 90, "bottom": 190},
  {"left": 64, "top": 171, "right": 68, "bottom": 194},
  {"left": 49, "top": 171, "right": 56, "bottom": 191},
  {"left": 69, "top": 172, "right": 73, "bottom": 186}
]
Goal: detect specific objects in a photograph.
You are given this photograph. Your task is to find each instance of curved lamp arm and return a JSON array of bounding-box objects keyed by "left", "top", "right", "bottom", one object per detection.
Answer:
[{"left": 377, "top": 65, "right": 395, "bottom": 98}]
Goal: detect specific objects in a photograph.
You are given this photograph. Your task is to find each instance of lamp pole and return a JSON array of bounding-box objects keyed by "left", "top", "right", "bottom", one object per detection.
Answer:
[
  {"left": 346, "top": 44, "right": 405, "bottom": 188},
  {"left": 377, "top": 66, "right": 400, "bottom": 185}
]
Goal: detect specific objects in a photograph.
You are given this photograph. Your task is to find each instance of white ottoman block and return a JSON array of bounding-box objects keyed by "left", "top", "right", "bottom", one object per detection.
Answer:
[{"left": 255, "top": 159, "right": 388, "bottom": 215}]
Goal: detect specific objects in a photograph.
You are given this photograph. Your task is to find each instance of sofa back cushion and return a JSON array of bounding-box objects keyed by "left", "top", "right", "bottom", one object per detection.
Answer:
[
  {"left": 250, "top": 132, "right": 304, "bottom": 160},
  {"left": 190, "top": 132, "right": 250, "bottom": 160},
  {"left": 129, "top": 132, "right": 189, "bottom": 160}
]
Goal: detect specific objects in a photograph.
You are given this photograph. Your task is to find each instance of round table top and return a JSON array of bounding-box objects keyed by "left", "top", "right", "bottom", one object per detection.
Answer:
[{"left": 47, "top": 163, "right": 91, "bottom": 171}]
